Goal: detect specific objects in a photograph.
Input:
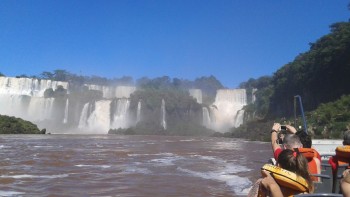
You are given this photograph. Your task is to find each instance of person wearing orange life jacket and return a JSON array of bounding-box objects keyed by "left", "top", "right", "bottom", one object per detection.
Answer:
[
  {"left": 328, "top": 131, "right": 350, "bottom": 174},
  {"left": 271, "top": 123, "right": 321, "bottom": 181}
]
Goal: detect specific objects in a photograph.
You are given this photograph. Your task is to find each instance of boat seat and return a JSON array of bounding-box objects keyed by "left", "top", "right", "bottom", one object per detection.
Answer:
[{"left": 311, "top": 174, "right": 332, "bottom": 193}]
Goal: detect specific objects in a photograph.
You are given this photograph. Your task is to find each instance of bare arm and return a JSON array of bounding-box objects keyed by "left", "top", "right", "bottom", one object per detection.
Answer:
[
  {"left": 285, "top": 125, "right": 297, "bottom": 134},
  {"left": 261, "top": 170, "right": 284, "bottom": 197},
  {"left": 341, "top": 169, "right": 350, "bottom": 196},
  {"left": 271, "top": 123, "right": 281, "bottom": 152}
]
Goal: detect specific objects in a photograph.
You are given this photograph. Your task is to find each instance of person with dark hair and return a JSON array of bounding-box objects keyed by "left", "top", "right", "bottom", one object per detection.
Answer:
[
  {"left": 277, "top": 149, "right": 314, "bottom": 192},
  {"left": 249, "top": 149, "right": 314, "bottom": 196},
  {"left": 271, "top": 123, "right": 321, "bottom": 181},
  {"left": 296, "top": 130, "right": 312, "bottom": 148}
]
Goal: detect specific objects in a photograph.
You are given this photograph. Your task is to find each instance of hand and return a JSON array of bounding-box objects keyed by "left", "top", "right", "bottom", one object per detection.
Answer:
[
  {"left": 285, "top": 125, "right": 297, "bottom": 134},
  {"left": 272, "top": 123, "right": 281, "bottom": 133}
]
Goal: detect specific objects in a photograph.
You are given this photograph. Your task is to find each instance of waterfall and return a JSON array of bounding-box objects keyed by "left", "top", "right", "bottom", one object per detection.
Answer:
[
  {"left": 78, "top": 103, "right": 90, "bottom": 129},
  {"left": 63, "top": 99, "right": 69, "bottom": 124},
  {"left": 0, "top": 77, "right": 68, "bottom": 123},
  {"left": 202, "top": 107, "right": 211, "bottom": 127},
  {"left": 252, "top": 88, "right": 257, "bottom": 103},
  {"left": 27, "top": 97, "right": 55, "bottom": 121},
  {"left": 189, "top": 89, "right": 202, "bottom": 104},
  {"left": 136, "top": 100, "right": 141, "bottom": 123},
  {"left": 115, "top": 86, "right": 136, "bottom": 98},
  {"left": 208, "top": 89, "right": 247, "bottom": 132},
  {"left": 161, "top": 99, "right": 167, "bottom": 130},
  {"left": 234, "top": 110, "right": 245, "bottom": 127},
  {"left": 0, "top": 95, "right": 29, "bottom": 118},
  {"left": 78, "top": 100, "right": 111, "bottom": 133},
  {"left": 85, "top": 84, "right": 136, "bottom": 99},
  {"left": 110, "top": 98, "right": 130, "bottom": 129}
]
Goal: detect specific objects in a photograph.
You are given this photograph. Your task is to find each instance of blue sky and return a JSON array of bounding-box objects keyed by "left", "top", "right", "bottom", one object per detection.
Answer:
[{"left": 0, "top": 0, "right": 349, "bottom": 88}]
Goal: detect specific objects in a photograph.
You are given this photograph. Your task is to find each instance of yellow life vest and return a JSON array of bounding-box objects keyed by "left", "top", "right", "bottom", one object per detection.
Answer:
[{"left": 258, "top": 164, "right": 309, "bottom": 197}]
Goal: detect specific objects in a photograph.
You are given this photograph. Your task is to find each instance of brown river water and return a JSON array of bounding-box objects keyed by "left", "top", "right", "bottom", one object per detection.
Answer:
[{"left": 0, "top": 135, "right": 272, "bottom": 197}]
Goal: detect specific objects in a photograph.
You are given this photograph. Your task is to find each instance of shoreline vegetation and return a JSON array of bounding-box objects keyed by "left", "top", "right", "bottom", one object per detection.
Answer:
[{"left": 0, "top": 114, "right": 45, "bottom": 134}]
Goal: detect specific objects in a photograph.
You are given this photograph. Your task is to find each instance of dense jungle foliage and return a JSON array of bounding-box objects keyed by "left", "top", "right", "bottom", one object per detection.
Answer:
[
  {"left": 0, "top": 115, "right": 43, "bottom": 134},
  {"left": 232, "top": 19, "right": 350, "bottom": 140}
]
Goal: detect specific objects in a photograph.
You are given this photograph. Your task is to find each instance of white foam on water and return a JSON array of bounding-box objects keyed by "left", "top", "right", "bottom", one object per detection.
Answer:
[
  {"left": 128, "top": 152, "right": 175, "bottom": 157},
  {"left": 179, "top": 139, "right": 196, "bottom": 142},
  {"left": 122, "top": 166, "right": 152, "bottom": 175},
  {"left": 191, "top": 155, "right": 217, "bottom": 161},
  {"left": 149, "top": 154, "right": 183, "bottom": 166},
  {"left": 1, "top": 174, "right": 69, "bottom": 179},
  {"left": 75, "top": 164, "right": 111, "bottom": 168},
  {"left": 0, "top": 191, "right": 25, "bottom": 196},
  {"left": 33, "top": 146, "right": 54, "bottom": 148},
  {"left": 177, "top": 161, "right": 252, "bottom": 195}
]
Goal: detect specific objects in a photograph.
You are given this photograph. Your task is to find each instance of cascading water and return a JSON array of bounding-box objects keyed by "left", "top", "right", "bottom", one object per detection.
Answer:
[
  {"left": 202, "top": 107, "right": 211, "bottom": 127},
  {"left": 27, "top": 97, "right": 55, "bottom": 121},
  {"left": 78, "top": 103, "right": 90, "bottom": 129},
  {"left": 0, "top": 77, "right": 68, "bottom": 97},
  {"left": 78, "top": 100, "right": 112, "bottom": 133},
  {"left": 85, "top": 84, "right": 136, "bottom": 99},
  {"left": 115, "top": 86, "right": 136, "bottom": 98},
  {"left": 189, "top": 89, "right": 202, "bottom": 104},
  {"left": 136, "top": 100, "right": 141, "bottom": 123},
  {"left": 207, "top": 89, "right": 247, "bottom": 132},
  {"left": 0, "top": 77, "right": 68, "bottom": 123},
  {"left": 0, "top": 95, "right": 29, "bottom": 118},
  {"left": 161, "top": 99, "right": 167, "bottom": 130},
  {"left": 0, "top": 76, "right": 248, "bottom": 134},
  {"left": 110, "top": 98, "right": 130, "bottom": 129},
  {"left": 234, "top": 110, "right": 245, "bottom": 127},
  {"left": 63, "top": 99, "right": 69, "bottom": 124}
]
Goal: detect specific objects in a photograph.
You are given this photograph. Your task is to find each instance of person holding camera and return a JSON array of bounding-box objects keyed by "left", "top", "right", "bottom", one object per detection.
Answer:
[
  {"left": 270, "top": 123, "right": 302, "bottom": 160},
  {"left": 270, "top": 123, "right": 322, "bottom": 182}
]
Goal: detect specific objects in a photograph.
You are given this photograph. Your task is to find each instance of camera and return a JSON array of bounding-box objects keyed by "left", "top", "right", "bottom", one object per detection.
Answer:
[{"left": 280, "top": 125, "right": 287, "bottom": 130}]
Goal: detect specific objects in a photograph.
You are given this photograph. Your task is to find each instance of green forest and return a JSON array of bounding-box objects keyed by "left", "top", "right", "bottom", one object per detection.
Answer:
[
  {"left": 231, "top": 17, "right": 350, "bottom": 141},
  {"left": 0, "top": 115, "right": 43, "bottom": 134}
]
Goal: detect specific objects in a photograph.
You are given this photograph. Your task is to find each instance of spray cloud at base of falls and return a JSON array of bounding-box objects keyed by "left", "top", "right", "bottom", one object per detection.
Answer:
[{"left": 0, "top": 76, "right": 248, "bottom": 134}]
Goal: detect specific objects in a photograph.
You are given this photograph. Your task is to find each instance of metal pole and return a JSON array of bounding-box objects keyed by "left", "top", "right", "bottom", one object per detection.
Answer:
[{"left": 294, "top": 95, "right": 308, "bottom": 134}]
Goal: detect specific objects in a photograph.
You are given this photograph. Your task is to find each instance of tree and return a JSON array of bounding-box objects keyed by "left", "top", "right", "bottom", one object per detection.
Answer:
[
  {"left": 53, "top": 69, "right": 70, "bottom": 81},
  {"left": 40, "top": 71, "right": 54, "bottom": 79}
]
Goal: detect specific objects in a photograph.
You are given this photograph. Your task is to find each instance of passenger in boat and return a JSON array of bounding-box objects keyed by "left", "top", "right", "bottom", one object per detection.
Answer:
[
  {"left": 259, "top": 169, "right": 284, "bottom": 197},
  {"left": 270, "top": 123, "right": 302, "bottom": 160},
  {"left": 277, "top": 149, "right": 314, "bottom": 194},
  {"left": 271, "top": 123, "right": 321, "bottom": 181},
  {"left": 328, "top": 131, "right": 350, "bottom": 173},
  {"left": 248, "top": 149, "right": 314, "bottom": 197},
  {"left": 341, "top": 169, "right": 350, "bottom": 196},
  {"left": 296, "top": 130, "right": 322, "bottom": 161}
]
